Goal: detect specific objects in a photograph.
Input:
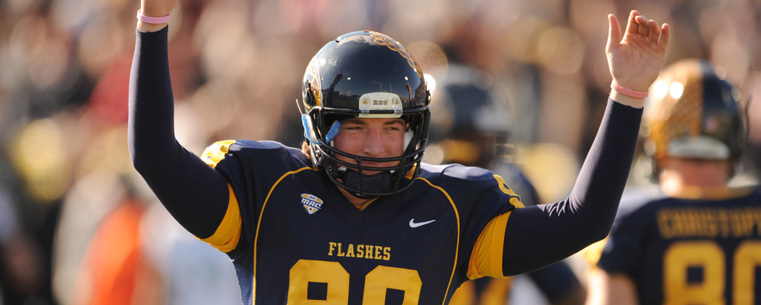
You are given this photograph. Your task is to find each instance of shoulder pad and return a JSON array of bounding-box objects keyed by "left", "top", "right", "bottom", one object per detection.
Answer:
[{"left": 202, "top": 140, "right": 237, "bottom": 168}]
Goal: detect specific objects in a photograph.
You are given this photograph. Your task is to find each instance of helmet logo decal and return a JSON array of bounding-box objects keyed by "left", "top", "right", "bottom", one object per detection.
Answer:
[
  {"left": 368, "top": 31, "right": 424, "bottom": 79},
  {"left": 358, "top": 92, "right": 403, "bottom": 118},
  {"left": 300, "top": 193, "right": 324, "bottom": 215}
]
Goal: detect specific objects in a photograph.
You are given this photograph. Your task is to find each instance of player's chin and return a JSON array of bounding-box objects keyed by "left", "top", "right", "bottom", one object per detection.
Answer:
[
  {"left": 347, "top": 163, "right": 399, "bottom": 176},
  {"left": 334, "top": 157, "right": 399, "bottom": 175},
  {"left": 363, "top": 162, "right": 399, "bottom": 173},
  {"left": 360, "top": 169, "right": 385, "bottom": 176}
]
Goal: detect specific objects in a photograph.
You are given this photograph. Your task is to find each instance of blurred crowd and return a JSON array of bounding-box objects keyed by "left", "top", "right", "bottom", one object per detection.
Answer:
[{"left": 0, "top": 0, "right": 759, "bottom": 304}]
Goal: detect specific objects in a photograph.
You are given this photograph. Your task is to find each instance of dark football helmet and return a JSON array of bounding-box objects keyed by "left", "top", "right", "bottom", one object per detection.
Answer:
[
  {"left": 427, "top": 64, "right": 512, "bottom": 168},
  {"left": 643, "top": 59, "right": 744, "bottom": 173},
  {"left": 301, "top": 31, "right": 430, "bottom": 198}
]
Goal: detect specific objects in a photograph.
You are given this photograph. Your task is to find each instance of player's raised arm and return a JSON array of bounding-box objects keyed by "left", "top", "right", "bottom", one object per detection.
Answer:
[
  {"left": 128, "top": 0, "right": 230, "bottom": 239},
  {"left": 498, "top": 10, "right": 670, "bottom": 275}
]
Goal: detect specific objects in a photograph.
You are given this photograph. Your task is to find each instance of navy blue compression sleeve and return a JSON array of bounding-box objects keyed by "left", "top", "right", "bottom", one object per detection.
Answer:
[
  {"left": 527, "top": 261, "right": 584, "bottom": 303},
  {"left": 502, "top": 99, "right": 641, "bottom": 275},
  {"left": 128, "top": 27, "right": 229, "bottom": 238}
]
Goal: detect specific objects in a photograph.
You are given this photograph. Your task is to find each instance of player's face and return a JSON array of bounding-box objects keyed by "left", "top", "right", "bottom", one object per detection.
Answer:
[{"left": 332, "top": 117, "right": 406, "bottom": 175}]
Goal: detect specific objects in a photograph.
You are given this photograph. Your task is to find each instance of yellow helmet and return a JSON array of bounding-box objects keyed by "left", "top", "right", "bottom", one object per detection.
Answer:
[{"left": 643, "top": 59, "right": 744, "bottom": 165}]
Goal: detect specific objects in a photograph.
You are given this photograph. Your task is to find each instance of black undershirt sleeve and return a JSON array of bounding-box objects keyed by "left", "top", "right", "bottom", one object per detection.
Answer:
[
  {"left": 128, "top": 27, "right": 229, "bottom": 239},
  {"left": 501, "top": 99, "right": 642, "bottom": 275}
]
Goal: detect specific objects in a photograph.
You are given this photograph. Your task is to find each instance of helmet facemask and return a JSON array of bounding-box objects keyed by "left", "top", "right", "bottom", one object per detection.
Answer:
[{"left": 304, "top": 106, "right": 430, "bottom": 198}]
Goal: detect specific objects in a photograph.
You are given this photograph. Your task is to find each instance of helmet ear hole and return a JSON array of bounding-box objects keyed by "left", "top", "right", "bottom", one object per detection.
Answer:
[{"left": 303, "top": 82, "right": 315, "bottom": 106}]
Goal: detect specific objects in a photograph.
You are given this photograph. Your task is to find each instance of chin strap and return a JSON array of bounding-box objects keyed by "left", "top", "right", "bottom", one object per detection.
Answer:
[{"left": 337, "top": 168, "right": 394, "bottom": 199}]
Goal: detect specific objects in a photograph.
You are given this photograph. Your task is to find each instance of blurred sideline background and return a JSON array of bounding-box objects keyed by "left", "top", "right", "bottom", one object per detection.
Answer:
[{"left": 0, "top": 0, "right": 759, "bottom": 304}]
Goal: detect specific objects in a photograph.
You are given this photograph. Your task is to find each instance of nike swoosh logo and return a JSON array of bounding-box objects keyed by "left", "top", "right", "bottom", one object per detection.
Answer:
[{"left": 409, "top": 218, "right": 435, "bottom": 228}]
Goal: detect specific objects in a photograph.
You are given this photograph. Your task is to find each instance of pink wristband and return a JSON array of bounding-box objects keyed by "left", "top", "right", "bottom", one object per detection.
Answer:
[
  {"left": 611, "top": 81, "right": 648, "bottom": 99},
  {"left": 137, "top": 9, "right": 171, "bottom": 24}
]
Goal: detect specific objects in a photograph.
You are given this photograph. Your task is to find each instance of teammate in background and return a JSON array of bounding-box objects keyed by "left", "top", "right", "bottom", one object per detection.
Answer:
[
  {"left": 429, "top": 64, "right": 585, "bottom": 305},
  {"left": 586, "top": 59, "right": 760, "bottom": 305},
  {"left": 129, "top": 0, "right": 670, "bottom": 302}
]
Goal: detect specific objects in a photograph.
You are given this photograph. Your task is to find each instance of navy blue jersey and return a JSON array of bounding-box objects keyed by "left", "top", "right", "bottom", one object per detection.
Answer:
[
  {"left": 205, "top": 140, "right": 519, "bottom": 304},
  {"left": 596, "top": 186, "right": 761, "bottom": 304}
]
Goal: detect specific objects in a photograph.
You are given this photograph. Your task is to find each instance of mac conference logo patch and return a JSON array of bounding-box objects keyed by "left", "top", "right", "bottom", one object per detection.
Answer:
[{"left": 301, "top": 193, "right": 324, "bottom": 215}]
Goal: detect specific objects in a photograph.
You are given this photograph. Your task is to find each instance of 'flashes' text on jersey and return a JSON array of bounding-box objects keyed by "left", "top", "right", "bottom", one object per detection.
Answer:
[{"left": 328, "top": 242, "right": 391, "bottom": 261}]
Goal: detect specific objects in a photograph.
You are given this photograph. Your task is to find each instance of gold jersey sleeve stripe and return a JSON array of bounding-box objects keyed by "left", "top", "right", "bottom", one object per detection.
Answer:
[
  {"left": 201, "top": 183, "right": 243, "bottom": 253},
  {"left": 467, "top": 210, "right": 512, "bottom": 279}
]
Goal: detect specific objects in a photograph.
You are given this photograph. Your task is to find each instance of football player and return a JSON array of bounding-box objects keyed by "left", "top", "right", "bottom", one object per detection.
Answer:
[
  {"left": 586, "top": 59, "right": 760, "bottom": 305},
  {"left": 129, "top": 1, "right": 670, "bottom": 303},
  {"left": 428, "top": 64, "right": 585, "bottom": 305}
]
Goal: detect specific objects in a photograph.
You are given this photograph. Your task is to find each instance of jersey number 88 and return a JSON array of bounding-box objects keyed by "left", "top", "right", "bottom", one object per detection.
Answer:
[{"left": 287, "top": 259, "right": 423, "bottom": 304}]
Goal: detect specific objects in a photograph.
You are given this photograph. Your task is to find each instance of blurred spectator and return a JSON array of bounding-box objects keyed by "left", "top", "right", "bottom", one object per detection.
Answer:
[
  {"left": 0, "top": 175, "right": 45, "bottom": 305},
  {"left": 68, "top": 194, "right": 156, "bottom": 305},
  {"left": 140, "top": 197, "right": 242, "bottom": 305},
  {"left": 744, "top": 73, "right": 761, "bottom": 182}
]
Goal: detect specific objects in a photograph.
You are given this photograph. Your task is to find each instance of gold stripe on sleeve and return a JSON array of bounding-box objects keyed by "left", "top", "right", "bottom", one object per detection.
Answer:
[
  {"left": 201, "top": 183, "right": 242, "bottom": 253},
  {"left": 467, "top": 210, "right": 512, "bottom": 279}
]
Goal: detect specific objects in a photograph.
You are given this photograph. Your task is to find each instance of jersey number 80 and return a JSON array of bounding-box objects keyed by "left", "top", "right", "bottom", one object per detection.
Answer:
[{"left": 664, "top": 240, "right": 761, "bottom": 305}]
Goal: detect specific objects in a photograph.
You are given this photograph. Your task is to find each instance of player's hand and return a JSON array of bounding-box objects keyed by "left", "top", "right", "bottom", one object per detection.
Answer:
[
  {"left": 141, "top": 0, "right": 177, "bottom": 18},
  {"left": 606, "top": 10, "right": 670, "bottom": 94}
]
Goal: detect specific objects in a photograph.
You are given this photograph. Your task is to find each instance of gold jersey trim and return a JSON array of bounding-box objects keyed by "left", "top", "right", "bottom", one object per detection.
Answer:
[
  {"left": 415, "top": 177, "right": 460, "bottom": 305},
  {"left": 449, "top": 277, "right": 513, "bottom": 305},
  {"left": 201, "top": 183, "right": 243, "bottom": 253},
  {"left": 253, "top": 166, "right": 321, "bottom": 292},
  {"left": 467, "top": 210, "right": 512, "bottom": 279}
]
